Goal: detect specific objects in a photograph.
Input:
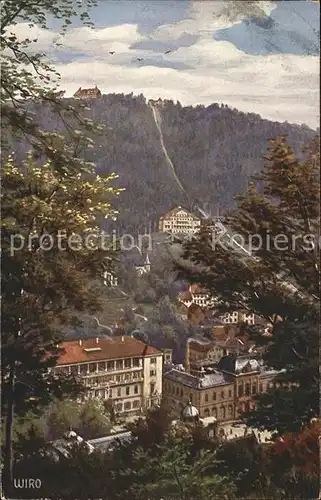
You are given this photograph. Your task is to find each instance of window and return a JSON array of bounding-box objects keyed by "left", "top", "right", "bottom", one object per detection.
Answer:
[
  {"left": 117, "top": 388, "right": 121, "bottom": 397},
  {"left": 116, "top": 359, "right": 123, "bottom": 370},
  {"left": 190, "top": 394, "right": 193, "bottom": 403},
  {"left": 180, "top": 388, "right": 183, "bottom": 397},
  {"left": 212, "top": 392, "right": 217, "bottom": 401},
  {"left": 204, "top": 408, "right": 210, "bottom": 417},
  {"left": 89, "top": 363, "right": 97, "bottom": 373},
  {"left": 71, "top": 365, "right": 80, "bottom": 375},
  {"left": 133, "top": 400, "right": 140, "bottom": 408},
  {"left": 98, "top": 361, "right": 106, "bottom": 371},
  {"left": 212, "top": 407, "right": 217, "bottom": 418},
  {"left": 125, "top": 358, "right": 131, "bottom": 368},
  {"left": 116, "top": 375, "right": 121, "bottom": 382},
  {"left": 59, "top": 366, "right": 70, "bottom": 375},
  {"left": 125, "top": 373, "right": 130, "bottom": 381},
  {"left": 205, "top": 393, "right": 208, "bottom": 402},
  {"left": 124, "top": 402, "right": 131, "bottom": 410},
  {"left": 252, "top": 384, "right": 257, "bottom": 395},
  {"left": 228, "top": 389, "right": 232, "bottom": 397},
  {"left": 238, "top": 385, "right": 243, "bottom": 397},
  {"left": 228, "top": 404, "right": 233, "bottom": 416},
  {"left": 150, "top": 358, "right": 156, "bottom": 364},
  {"left": 221, "top": 390, "right": 225, "bottom": 399},
  {"left": 221, "top": 406, "right": 226, "bottom": 419},
  {"left": 150, "top": 383, "right": 155, "bottom": 394},
  {"left": 79, "top": 364, "right": 88, "bottom": 375},
  {"left": 245, "top": 383, "right": 250, "bottom": 396},
  {"left": 150, "top": 369, "right": 156, "bottom": 377},
  {"left": 109, "top": 389, "right": 113, "bottom": 398},
  {"left": 133, "top": 358, "right": 140, "bottom": 367},
  {"left": 115, "top": 402, "right": 122, "bottom": 411},
  {"left": 126, "top": 387, "right": 130, "bottom": 396},
  {"left": 259, "top": 383, "right": 263, "bottom": 393},
  {"left": 134, "top": 385, "right": 138, "bottom": 394},
  {"left": 176, "top": 387, "right": 179, "bottom": 396},
  {"left": 107, "top": 361, "right": 114, "bottom": 371}
]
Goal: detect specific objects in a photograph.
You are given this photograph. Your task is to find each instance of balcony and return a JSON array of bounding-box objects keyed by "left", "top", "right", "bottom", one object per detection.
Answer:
[{"left": 80, "top": 365, "right": 143, "bottom": 378}]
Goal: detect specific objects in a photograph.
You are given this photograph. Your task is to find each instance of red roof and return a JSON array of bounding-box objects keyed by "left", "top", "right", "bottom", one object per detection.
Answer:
[
  {"left": 159, "top": 206, "right": 200, "bottom": 221},
  {"left": 56, "top": 336, "right": 161, "bottom": 365}
]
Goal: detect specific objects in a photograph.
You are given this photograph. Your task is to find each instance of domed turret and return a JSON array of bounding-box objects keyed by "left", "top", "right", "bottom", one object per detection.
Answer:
[
  {"left": 63, "top": 428, "right": 83, "bottom": 443},
  {"left": 182, "top": 401, "right": 199, "bottom": 421}
]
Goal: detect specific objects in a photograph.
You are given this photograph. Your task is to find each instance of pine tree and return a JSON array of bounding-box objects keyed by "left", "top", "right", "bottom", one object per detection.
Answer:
[{"left": 177, "top": 136, "right": 320, "bottom": 434}]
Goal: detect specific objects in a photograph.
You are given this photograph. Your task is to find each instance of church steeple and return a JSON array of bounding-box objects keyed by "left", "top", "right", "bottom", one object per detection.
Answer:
[{"left": 144, "top": 252, "right": 151, "bottom": 272}]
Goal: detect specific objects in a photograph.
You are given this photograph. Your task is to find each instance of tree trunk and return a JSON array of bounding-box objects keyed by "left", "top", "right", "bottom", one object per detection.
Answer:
[{"left": 3, "top": 361, "right": 16, "bottom": 498}]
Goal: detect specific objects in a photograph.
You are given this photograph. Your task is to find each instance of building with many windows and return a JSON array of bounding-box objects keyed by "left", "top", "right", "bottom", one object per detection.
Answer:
[
  {"left": 219, "top": 310, "right": 255, "bottom": 325},
  {"left": 163, "top": 354, "right": 285, "bottom": 423},
  {"left": 53, "top": 336, "right": 163, "bottom": 419},
  {"left": 158, "top": 206, "right": 201, "bottom": 235},
  {"left": 163, "top": 365, "right": 235, "bottom": 422},
  {"left": 73, "top": 86, "right": 102, "bottom": 99}
]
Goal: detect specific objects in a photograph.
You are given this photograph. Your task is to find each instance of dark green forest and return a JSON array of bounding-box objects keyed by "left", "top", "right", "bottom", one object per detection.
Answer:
[{"left": 16, "top": 93, "right": 315, "bottom": 231}]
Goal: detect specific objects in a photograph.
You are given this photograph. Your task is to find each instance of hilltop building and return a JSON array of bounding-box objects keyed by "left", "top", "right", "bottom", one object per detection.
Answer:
[
  {"left": 73, "top": 86, "right": 102, "bottom": 99},
  {"left": 53, "top": 336, "right": 163, "bottom": 419},
  {"left": 159, "top": 206, "right": 201, "bottom": 235},
  {"left": 149, "top": 98, "right": 165, "bottom": 108}
]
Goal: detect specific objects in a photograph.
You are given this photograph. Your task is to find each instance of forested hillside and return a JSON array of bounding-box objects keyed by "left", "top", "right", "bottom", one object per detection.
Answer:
[{"left": 17, "top": 93, "right": 315, "bottom": 230}]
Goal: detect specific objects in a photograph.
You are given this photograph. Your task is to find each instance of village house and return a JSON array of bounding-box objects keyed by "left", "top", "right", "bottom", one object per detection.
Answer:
[
  {"left": 103, "top": 271, "right": 118, "bottom": 287},
  {"left": 186, "top": 337, "right": 226, "bottom": 371},
  {"left": 158, "top": 206, "right": 201, "bottom": 235},
  {"left": 178, "top": 283, "right": 257, "bottom": 326},
  {"left": 178, "top": 284, "right": 216, "bottom": 310},
  {"left": 219, "top": 310, "right": 256, "bottom": 325},
  {"left": 53, "top": 336, "right": 163, "bottom": 419},
  {"left": 73, "top": 86, "right": 102, "bottom": 99}
]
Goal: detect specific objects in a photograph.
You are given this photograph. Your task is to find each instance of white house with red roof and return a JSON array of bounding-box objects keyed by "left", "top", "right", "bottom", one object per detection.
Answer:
[{"left": 53, "top": 336, "right": 163, "bottom": 419}]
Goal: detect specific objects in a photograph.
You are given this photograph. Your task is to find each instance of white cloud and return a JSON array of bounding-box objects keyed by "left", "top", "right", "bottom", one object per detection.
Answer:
[
  {"left": 8, "top": 7, "right": 319, "bottom": 129},
  {"left": 152, "top": 0, "right": 276, "bottom": 41},
  {"left": 57, "top": 24, "right": 143, "bottom": 55}
]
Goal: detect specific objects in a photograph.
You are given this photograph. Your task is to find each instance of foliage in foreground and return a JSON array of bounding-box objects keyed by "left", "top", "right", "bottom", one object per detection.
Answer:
[
  {"left": 11, "top": 407, "right": 319, "bottom": 499},
  {"left": 177, "top": 136, "right": 320, "bottom": 434}
]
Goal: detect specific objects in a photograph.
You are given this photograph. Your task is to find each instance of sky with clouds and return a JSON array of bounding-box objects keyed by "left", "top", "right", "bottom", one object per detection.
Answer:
[{"left": 12, "top": 0, "right": 320, "bottom": 128}]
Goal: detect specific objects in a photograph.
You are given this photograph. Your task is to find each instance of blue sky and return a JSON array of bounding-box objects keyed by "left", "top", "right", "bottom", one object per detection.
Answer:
[{"left": 13, "top": 0, "right": 319, "bottom": 127}]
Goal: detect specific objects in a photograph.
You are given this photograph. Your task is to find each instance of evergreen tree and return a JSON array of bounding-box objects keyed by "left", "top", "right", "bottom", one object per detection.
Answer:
[{"left": 177, "top": 136, "right": 319, "bottom": 434}]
